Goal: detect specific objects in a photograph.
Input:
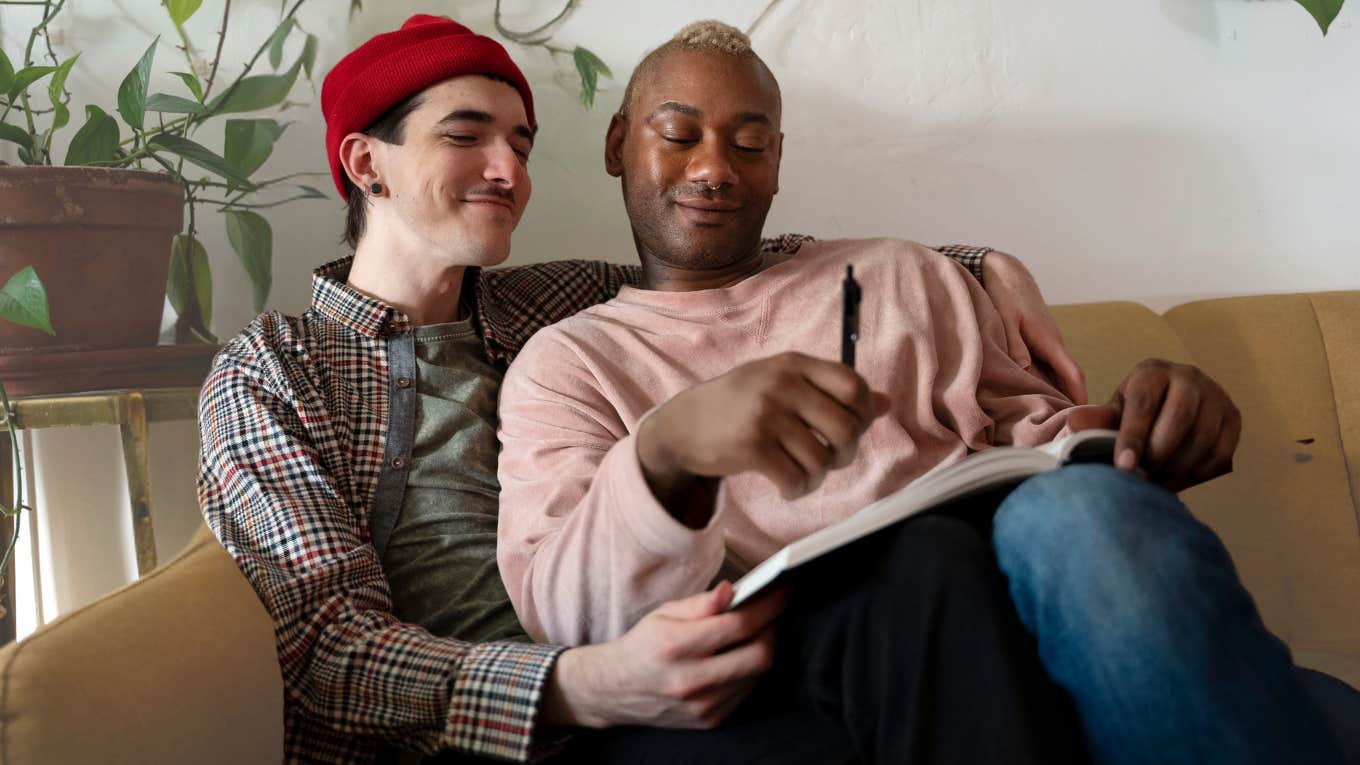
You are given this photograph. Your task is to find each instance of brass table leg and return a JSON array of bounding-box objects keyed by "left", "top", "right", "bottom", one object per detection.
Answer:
[{"left": 118, "top": 392, "right": 158, "bottom": 576}]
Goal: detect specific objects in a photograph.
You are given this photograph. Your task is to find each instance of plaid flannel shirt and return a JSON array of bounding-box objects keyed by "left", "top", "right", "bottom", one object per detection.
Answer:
[{"left": 197, "top": 236, "right": 990, "bottom": 765}]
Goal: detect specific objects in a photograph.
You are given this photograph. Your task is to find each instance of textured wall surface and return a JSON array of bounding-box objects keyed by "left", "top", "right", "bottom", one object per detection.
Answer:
[{"left": 1, "top": 0, "right": 1356, "bottom": 621}]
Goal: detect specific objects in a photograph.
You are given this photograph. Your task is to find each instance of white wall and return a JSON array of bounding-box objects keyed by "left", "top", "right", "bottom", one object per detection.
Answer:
[{"left": 2, "top": 0, "right": 1357, "bottom": 621}]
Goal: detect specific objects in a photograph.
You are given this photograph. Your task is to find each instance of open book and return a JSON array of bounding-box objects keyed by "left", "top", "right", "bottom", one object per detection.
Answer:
[{"left": 729, "top": 429, "right": 1119, "bottom": 608}]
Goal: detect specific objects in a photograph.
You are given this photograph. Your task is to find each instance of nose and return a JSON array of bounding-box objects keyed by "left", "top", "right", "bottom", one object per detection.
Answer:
[
  {"left": 482, "top": 140, "right": 525, "bottom": 188},
  {"left": 686, "top": 137, "right": 739, "bottom": 190}
]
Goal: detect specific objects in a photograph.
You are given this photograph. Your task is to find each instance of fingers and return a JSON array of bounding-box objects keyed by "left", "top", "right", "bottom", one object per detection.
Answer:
[
  {"left": 655, "top": 580, "right": 733, "bottom": 621},
  {"left": 677, "top": 623, "right": 778, "bottom": 702},
  {"left": 752, "top": 354, "right": 885, "bottom": 497},
  {"left": 652, "top": 584, "right": 788, "bottom": 657},
  {"left": 1065, "top": 403, "right": 1120, "bottom": 433},
  {"left": 1112, "top": 361, "right": 1171, "bottom": 473},
  {"left": 1110, "top": 360, "right": 1241, "bottom": 489},
  {"left": 1005, "top": 318, "right": 1032, "bottom": 370},
  {"left": 1027, "top": 325, "right": 1088, "bottom": 405},
  {"left": 1143, "top": 373, "right": 1201, "bottom": 471},
  {"left": 788, "top": 353, "right": 876, "bottom": 424}
]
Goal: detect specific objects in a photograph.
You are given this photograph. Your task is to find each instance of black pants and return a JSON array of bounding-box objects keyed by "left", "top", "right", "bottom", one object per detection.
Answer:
[
  {"left": 557, "top": 490, "right": 1086, "bottom": 765},
  {"left": 435, "top": 493, "right": 1087, "bottom": 764}
]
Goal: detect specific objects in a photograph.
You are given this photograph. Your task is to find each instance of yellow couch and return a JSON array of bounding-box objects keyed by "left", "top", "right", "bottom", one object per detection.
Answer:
[{"left": 2, "top": 290, "right": 1357, "bottom": 763}]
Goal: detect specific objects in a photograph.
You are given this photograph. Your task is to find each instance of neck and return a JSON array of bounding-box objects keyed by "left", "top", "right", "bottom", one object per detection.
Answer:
[
  {"left": 349, "top": 234, "right": 468, "bottom": 326},
  {"left": 640, "top": 243, "right": 768, "bottom": 292}
]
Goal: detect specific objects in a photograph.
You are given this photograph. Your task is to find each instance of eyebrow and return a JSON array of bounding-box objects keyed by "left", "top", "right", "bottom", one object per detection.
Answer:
[
  {"left": 648, "top": 101, "right": 772, "bottom": 127},
  {"left": 436, "top": 109, "right": 537, "bottom": 142}
]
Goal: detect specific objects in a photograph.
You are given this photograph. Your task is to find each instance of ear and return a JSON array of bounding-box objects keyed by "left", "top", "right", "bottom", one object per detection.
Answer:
[
  {"left": 339, "top": 132, "right": 381, "bottom": 190},
  {"left": 604, "top": 113, "right": 627, "bottom": 178},
  {"left": 772, "top": 131, "right": 784, "bottom": 196}
]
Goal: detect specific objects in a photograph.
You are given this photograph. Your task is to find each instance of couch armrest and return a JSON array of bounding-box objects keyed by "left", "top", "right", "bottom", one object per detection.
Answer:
[{"left": 0, "top": 521, "right": 283, "bottom": 765}]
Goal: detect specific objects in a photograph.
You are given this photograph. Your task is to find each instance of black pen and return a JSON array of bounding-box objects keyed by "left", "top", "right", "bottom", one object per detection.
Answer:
[{"left": 841, "top": 265, "right": 860, "bottom": 368}]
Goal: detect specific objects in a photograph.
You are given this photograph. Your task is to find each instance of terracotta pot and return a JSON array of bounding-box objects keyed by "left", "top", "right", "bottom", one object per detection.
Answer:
[{"left": 0, "top": 166, "right": 184, "bottom": 353}]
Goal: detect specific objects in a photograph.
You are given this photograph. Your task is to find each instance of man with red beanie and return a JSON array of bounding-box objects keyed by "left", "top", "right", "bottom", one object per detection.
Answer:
[{"left": 197, "top": 14, "right": 1085, "bottom": 764}]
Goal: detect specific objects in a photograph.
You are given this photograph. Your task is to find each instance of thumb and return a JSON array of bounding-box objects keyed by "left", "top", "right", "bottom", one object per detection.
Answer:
[
  {"left": 1006, "top": 320, "right": 1032, "bottom": 369},
  {"left": 656, "top": 580, "right": 733, "bottom": 620},
  {"left": 1066, "top": 403, "right": 1119, "bottom": 433}
]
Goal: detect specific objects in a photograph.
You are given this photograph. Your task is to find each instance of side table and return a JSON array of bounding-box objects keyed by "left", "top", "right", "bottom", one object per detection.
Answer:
[
  {"left": 8, "top": 387, "right": 201, "bottom": 576},
  {"left": 1, "top": 343, "right": 218, "bottom": 643}
]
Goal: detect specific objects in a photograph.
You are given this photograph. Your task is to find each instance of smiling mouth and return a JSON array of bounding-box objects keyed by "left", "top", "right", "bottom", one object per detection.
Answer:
[
  {"left": 674, "top": 198, "right": 741, "bottom": 225},
  {"left": 464, "top": 197, "right": 515, "bottom": 212}
]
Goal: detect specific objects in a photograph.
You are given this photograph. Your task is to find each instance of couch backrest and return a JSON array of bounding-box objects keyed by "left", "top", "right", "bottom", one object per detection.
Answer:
[
  {"left": 1054, "top": 292, "right": 1360, "bottom": 689},
  {"left": 0, "top": 523, "right": 283, "bottom": 765}
]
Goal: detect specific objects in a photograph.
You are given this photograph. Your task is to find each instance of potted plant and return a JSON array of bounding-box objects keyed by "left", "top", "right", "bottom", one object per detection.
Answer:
[{"left": 0, "top": 0, "right": 326, "bottom": 350}]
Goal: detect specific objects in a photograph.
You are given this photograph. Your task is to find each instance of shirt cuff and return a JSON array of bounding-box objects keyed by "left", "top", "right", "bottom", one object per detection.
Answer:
[
  {"left": 448, "top": 641, "right": 567, "bottom": 762},
  {"left": 608, "top": 432, "right": 728, "bottom": 559},
  {"left": 935, "top": 244, "right": 991, "bottom": 285}
]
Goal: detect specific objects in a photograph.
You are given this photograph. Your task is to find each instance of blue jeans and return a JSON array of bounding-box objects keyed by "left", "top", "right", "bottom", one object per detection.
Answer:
[{"left": 994, "top": 464, "right": 1345, "bottom": 765}]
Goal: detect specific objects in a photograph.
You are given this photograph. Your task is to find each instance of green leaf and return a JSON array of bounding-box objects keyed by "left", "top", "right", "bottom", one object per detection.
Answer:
[
  {"left": 224, "top": 210, "right": 272, "bottom": 312},
  {"left": 46, "top": 54, "right": 78, "bottom": 108},
  {"left": 0, "top": 49, "right": 14, "bottom": 94},
  {"left": 0, "top": 122, "right": 35, "bottom": 155},
  {"left": 223, "top": 118, "right": 287, "bottom": 182},
  {"left": 117, "top": 38, "right": 158, "bottom": 131},
  {"left": 1295, "top": 0, "right": 1346, "bottom": 34},
  {"left": 295, "top": 184, "right": 328, "bottom": 199},
  {"left": 64, "top": 105, "right": 121, "bottom": 165},
  {"left": 167, "top": 234, "right": 212, "bottom": 328},
  {"left": 164, "top": 0, "right": 204, "bottom": 26},
  {"left": 572, "top": 47, "right": 611, "bottom": 108},
  {"left": 171, "top": 71, "right": 204, "bottom": 103},
  {"left": 349, "top": 0, "right": 363, "bottom": 20},
  {"left": 146, "top": 93, "right": 205, "bottom": 114},
  {"left": 206, "top": 58, "right": 301, "bottom": 115},
  {"left": 301, "top": 34, "right": 318, "bottom": 80},
  {"left": 267, "top": 17, "right": 295, "bottom": 70},
  {"left": 147, "top": 133, "right": 254, "bottom": 187},
  {"left": 7, "top": 65, "right": 56, "bottom": 99},
  {"left": 0, "top": 267, "right": 54, "bottom": 335}
]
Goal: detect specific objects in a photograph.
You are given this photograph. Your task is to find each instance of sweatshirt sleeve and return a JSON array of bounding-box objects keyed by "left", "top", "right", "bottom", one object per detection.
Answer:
[{"left": 496, "top": 331, "right": 728, "bottom": 646}]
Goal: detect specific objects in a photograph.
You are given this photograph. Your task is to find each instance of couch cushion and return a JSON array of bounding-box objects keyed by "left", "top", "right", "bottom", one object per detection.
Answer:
[
  {"left": 1163, "top": 292, "right": 1360, "bottom": 689},
  {"left": 0, "top": 522, "right": 283, "bottom": 765},
  {"left": 1050, "top": 301, "right": 1194, "bottom": 404}
]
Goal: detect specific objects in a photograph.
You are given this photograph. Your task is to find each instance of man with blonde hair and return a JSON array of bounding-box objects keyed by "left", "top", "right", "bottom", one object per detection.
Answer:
[{"left": 498, "top": 19, "right": 1349, "bottom": 765}]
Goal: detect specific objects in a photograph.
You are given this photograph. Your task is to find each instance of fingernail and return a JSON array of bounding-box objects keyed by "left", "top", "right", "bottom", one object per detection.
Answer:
[{"left": 1116, "top": 448, "right": 1137, "bottom": 471}]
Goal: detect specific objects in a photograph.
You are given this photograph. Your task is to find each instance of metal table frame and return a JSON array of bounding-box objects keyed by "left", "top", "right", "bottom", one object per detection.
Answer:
[{"left": 6, "top": 387, "right": 200, "bottom": 577}]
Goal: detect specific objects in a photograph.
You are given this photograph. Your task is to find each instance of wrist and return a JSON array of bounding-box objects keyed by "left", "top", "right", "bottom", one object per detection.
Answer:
[{"left": 540, "top": 647, "right": 608, "bottom": 729}]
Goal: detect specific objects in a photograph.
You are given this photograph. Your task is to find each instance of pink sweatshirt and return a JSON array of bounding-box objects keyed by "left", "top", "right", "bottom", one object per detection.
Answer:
[{"left": 497, "top": 238, "right": 1075, "bottom": 645}]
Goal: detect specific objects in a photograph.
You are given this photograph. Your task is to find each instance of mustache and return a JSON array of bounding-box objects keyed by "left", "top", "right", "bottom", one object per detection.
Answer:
[
  {"left": 670, "top": 184, "right": 736, "bottom": 201},
  {"left": 465, "top": 185, "right": 516, "bottom": 205}
]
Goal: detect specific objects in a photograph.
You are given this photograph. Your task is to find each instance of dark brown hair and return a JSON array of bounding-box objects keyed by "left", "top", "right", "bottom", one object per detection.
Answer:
[{"left": 341, "top": 93, "right": 425, "bottom": 250}]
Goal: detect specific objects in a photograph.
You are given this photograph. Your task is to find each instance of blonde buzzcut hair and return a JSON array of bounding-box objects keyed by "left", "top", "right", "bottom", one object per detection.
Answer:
[
  {"left": 669, "top": 20, "right": 754, "bottom": 55},
  {"left": 618, "top": 19, "right": 778, "bottom": 117}
]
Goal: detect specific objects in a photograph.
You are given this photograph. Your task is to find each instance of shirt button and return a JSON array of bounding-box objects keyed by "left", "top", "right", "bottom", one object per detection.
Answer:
[
  {"left": 396, "top": 376, "right": 412, "bottom": 388},
  {"left": 391, "top": 457, "right": 406, "bottom": 470}
]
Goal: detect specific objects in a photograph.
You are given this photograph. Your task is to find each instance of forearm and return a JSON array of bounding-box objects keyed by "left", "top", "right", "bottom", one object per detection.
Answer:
[{"left": 498, "top": 433, "right": 727, "bottom": 645}]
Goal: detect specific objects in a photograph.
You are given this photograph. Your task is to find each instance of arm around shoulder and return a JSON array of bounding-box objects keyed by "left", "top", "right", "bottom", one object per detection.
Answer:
[{"left": 198, "top": 341, "right": 562, "bottom": 761}]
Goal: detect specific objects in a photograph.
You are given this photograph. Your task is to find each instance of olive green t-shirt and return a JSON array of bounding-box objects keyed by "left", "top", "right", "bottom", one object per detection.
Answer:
[{"left": 381, "top": 319, "right": 528, "bottom": 643}]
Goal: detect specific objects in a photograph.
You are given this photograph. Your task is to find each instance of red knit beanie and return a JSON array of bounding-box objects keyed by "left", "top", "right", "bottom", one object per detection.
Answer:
[{"left": 321, "top": 14, "right": 536, "bottom": 199}]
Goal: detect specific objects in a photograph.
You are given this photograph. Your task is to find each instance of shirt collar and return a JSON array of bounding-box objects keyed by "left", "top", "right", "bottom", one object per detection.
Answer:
[
  {"left": 310, "top": 256, "right": 484, "bottom": 340},
  {"left": 310, "top": 256, "right": 410, "bottom": 338}
]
